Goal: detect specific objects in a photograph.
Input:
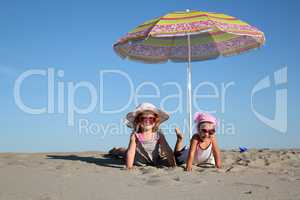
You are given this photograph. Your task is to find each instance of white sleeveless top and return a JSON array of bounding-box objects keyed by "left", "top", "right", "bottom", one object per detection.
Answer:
[
  {"left": 195, "top": 143, "right": 213, "bottom": 163},
  {"left": 179, "top": 142, "right": 214, "bottom": 164}
]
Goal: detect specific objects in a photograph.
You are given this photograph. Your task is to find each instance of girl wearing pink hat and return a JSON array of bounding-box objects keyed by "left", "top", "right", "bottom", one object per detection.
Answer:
[{"left": 174, "top": 112, "right": 222, "bottom": 171}]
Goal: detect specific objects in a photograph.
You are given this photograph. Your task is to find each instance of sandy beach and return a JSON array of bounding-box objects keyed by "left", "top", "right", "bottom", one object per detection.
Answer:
[{"left": 0, "top": 149, "right": 300, "bottom": 200}]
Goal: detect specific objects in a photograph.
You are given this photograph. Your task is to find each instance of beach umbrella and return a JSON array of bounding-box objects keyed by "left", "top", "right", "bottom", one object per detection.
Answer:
[{"left": 113, "top": 9, "right": 265, "bottom": 138}]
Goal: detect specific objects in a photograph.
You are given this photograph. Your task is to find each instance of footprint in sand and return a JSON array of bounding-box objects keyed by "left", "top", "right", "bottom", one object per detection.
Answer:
[
  {"left": 225, "top": 166, "right": 234, "bottom": 173},
  {"left": 38, "top": 194, "right": 56, "bottom": 200},
  {"left": 140, "top": 167, "right": 158, "bottom": 175},
  {"left": 233, "top": 182, "right": 270, "bottom": 190},
  {"left": 172, "top": 176, "right": 180, "bottom": 182},
  {"left": 55, "top": 164, "right": 65, "bottom": 170},
  {"left": 225, "top": 165, "right": 246, "bottom": 173},
  {"left": 6, "top": 160, "right": 28, "bottom": 167},
  {"left": 145, "top": 176, "right": 168, "bottom": 186},
  {"left": 236, "top": 157, "right": 251, "bottom": 166},
  {"left": 195, "top": 168, "right": 206, "bottom": 173}
]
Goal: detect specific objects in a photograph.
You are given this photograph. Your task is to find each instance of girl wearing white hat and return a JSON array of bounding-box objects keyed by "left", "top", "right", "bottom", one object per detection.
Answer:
[{"left": 109, "top": 102, "right": 176, "bottom": 169}]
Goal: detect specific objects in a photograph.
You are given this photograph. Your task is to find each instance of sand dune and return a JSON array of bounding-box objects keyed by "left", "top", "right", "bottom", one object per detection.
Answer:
[{"left": 0, "top": 149, "right": 300, "bottom": 200}]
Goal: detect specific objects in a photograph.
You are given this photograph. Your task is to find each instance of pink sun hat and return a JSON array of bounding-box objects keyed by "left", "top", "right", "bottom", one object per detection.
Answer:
[{"left": 193, "top": 112, "right": 217, "bottom": 127}]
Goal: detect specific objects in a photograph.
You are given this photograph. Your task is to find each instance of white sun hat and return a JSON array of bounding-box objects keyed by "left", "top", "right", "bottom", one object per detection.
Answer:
[{"left": 124, "top": 102, "right": 169, "bottom": 128}]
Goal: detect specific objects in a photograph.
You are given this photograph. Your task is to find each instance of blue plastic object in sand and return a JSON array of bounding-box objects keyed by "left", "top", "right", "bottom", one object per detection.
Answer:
[{"left": 239, "top": 147, "right": 248, "bottom": 153}]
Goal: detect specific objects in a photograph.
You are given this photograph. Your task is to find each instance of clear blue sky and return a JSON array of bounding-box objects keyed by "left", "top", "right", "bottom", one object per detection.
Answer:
[{"left": 0, "top": 0, "right": 299, "bottom": 152}]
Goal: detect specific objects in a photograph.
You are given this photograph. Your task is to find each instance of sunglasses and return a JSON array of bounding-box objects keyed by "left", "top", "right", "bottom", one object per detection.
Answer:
[
  {"left": 200, "top": 128, "right": 215, "bottom": 135},
  {"left": 139, "top": 116, "right": 156, "bottom": 123}
]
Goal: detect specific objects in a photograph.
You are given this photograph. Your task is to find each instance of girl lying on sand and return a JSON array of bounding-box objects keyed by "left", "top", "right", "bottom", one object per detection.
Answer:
[
  {"left": 174, "top": 112, "right": 222, "bottom": 171},
  {"left": 109, "top": 103, "right": 176, "bottom": 169}
]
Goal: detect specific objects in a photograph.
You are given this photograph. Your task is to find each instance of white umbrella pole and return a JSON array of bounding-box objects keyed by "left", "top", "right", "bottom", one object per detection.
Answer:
[{"left": 187, "top": 33, "right": 193, "bottom": 139}]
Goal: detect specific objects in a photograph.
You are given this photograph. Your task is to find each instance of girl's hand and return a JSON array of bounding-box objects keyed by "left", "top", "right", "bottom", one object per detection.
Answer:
[
  {"left": 211, "top": 135, "right": 222, "bottom": 169},
  {"left": 185, "top": 135, "right": 198, "bottom": 173},
  {"left": 126, "top": 133, "right": 137, "bottom": 170},
  {"left": 126, "top": 166, "right": 134, "bottom": 170},
  {"left": 185, "top": 165, "right": 192, "bottom": 172}
]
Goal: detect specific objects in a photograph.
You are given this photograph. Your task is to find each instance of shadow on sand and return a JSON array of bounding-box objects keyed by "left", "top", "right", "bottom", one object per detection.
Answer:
[{"left": 46, "top": 154, "right": 125, "bottom": 169}]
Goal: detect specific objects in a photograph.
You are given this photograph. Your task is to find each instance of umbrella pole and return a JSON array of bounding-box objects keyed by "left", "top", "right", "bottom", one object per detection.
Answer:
[{"left": 187, "top": 33, "right": 193, "bottom": 139}]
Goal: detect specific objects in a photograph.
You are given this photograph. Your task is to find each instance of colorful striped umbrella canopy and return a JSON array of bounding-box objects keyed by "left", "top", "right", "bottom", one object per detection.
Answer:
[{"left": 113, "top": 10, "right": 265, "bottom": 138}]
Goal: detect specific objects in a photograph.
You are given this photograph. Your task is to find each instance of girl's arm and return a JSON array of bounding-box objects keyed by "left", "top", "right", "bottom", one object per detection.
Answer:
[
  {"left": 211, "top": 135, "right": 222, "bottom": 168},
  {"left": 185, "top": 135, "right": 199, "bottom": 172},
  {"left": 159, "top": 134, "right": 176, "bottom": 167},
  {"left": 126, "top": 133, "right": 137, "bottom": 169}
]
